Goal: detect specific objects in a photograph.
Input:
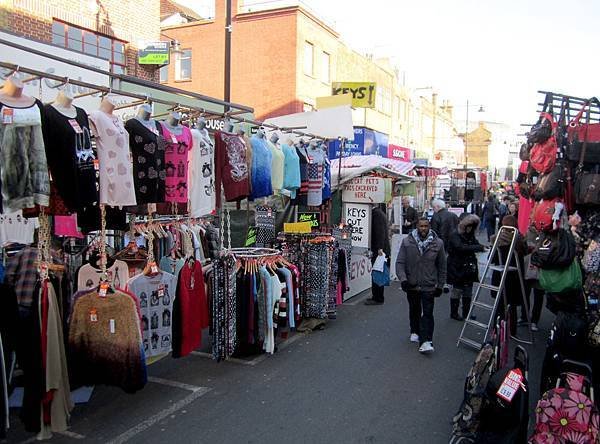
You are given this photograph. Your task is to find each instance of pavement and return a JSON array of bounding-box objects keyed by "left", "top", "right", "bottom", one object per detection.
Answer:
[{"left": 5, "top": 269, "right": 553, "bottom": 444}]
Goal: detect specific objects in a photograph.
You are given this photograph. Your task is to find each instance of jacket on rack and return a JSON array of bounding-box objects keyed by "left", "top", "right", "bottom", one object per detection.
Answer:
[{"left": 447, "top": 214, "right": 484, "bottom": 286}]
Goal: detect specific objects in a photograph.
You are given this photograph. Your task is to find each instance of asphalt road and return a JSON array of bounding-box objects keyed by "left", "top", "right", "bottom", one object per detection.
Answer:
[{"left": 6, "top": 275, "right": 552, "bottom": 444}]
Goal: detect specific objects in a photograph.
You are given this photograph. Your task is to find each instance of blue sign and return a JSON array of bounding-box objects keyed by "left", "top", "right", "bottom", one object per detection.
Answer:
[
  {"left": 413, "top": 158, "right": 429, "bottom": 167},
  {"left": 328, "top": 127, "right": 389, "bottom": 159}
]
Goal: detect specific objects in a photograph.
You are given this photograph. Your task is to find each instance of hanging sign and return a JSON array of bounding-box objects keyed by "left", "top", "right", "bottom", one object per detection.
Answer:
[
  {"left": 138, "top": 42, "right": 170, "bottom": 65},
  {"left": 297, "top": 212, "right": 320, "bottom": 229},
  {"left": 332, "top": 82, "right": 376, "bottom": 108},
  {"left": 284, "top": 222, "right": 312, "bottom": 234},
  {"left": 342, "top": 176, "right": 389, "bottom": 204},
  {"left": 388, "top": 144, "right": 412, "bottom": 161},
  {"left": 245, "top": 226, "right": 257, "bottom": 247},
  {"left": 343, "top": 203, "right": 371, "bottom": 248},
  {"left": 496, "top": 368, "right": 525, "bottom": 403}
]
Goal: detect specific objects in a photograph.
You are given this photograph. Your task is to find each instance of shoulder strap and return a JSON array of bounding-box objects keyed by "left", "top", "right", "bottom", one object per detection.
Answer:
[{"left": 578, "top": 109, "right": 591, "bottom": 169}]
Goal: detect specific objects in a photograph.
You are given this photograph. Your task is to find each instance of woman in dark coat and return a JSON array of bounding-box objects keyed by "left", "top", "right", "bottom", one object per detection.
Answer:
[
  {"left": 483, "top": 194, "right": 498, "bottom": 242},
  {"left": 447, "top": 214, "right": 485, "bottom": 320},
  {"left": 490, "top": 215, "right": 527, "bottom": 335}
]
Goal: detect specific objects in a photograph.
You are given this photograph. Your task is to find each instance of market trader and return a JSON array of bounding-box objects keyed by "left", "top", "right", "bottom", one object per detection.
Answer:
[{"left": 396, "top": 217, "right": 447, "bottom": 354}]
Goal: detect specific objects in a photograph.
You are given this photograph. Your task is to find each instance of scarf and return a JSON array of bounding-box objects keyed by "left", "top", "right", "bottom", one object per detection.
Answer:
[{"left": 412, "top": 229, "right": 435, "bottom": 255}]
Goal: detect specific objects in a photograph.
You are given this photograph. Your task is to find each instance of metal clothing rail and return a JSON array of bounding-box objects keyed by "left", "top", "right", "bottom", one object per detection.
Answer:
[{"left": 228, "top": 247, "right": 281, "bottom": 258}]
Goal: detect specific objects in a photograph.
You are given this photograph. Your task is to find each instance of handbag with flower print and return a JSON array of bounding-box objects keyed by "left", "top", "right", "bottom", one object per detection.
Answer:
[{"left": 530, "top": 362, "right": 600, "bottom": 443}]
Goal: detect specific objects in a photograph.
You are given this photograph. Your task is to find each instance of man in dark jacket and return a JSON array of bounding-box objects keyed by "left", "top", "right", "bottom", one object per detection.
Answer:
[
  {"left": 447, "top": 214, "right": 485, "bottom": 321},
  {"left": 430, "top": 199, "right": 458, "bottom": 251},
  {"left": 396, "top": 217, "right": 447, "bottom": 354},
  {"left": 365, "top": 204, "right": 391, "bottom": 305},
  {"left": 401, "top": 196, "right": 419, "bottom": 235}
]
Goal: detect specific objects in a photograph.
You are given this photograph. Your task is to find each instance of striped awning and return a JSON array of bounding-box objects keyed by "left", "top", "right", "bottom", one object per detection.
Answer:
[{"left": 331, "top": 155, "right": 416, "bottom": 189}]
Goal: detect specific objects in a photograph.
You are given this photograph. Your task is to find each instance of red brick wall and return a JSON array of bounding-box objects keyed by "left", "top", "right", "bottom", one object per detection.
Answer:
[
  {"left": 161, "top": 0, "right": 300, "bottom": 119},
  {"left": 1, "top": 0, "right": 161, "bottom": 82}
]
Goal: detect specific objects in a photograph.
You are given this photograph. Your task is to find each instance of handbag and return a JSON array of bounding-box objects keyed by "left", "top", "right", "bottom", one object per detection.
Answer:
[
  {"left": 533, "top": 162, "right": 566, "bottom": 201},
  {"left": 529, "top": 113, "right": 558, "bottom": 174},
  {"left": 567, "top": 97, "right": 600, "bottom": 148},
  {"left": 574, "top": 119, "right": 600, "bottom": 205},
  {"left": 372, "top": 262, "right": 390, "bottom": 287},
  {"left": 527, "top": 112, "right": 554, "bottom": 145},
  {"left": 539, "top": 260, "right": 582, "bottom": 293},
  {"left": 524, "top": 254, "right": 539, "bottom": 280},
  {"left": 582, "top": 240, "right": 600, "bottom": 273},
  {"left": 530, "top": 229, "right": 576, "bottom": 270},
  {"left": 531, "top": 198, "right": 563, "bottom": 232}
]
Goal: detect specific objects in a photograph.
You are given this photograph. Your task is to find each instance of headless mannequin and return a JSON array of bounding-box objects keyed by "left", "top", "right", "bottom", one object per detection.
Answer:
[
  {"left": 236, "top": 125, "right": 246, "bottom": 136},
  {"left": 0, "top": 75, "right": 35, "bottom": 107},
  {"left": 52, "top": 89, "right": 77, "bottom": 118},
  {"left": 224, "top": 118, "right": 234, "bottom": 133},
  {"left": 270, "top": 133, "right": 280, "bottom": 145},
  {"left": 197, "top": 117, "right": 207, "bottom": 130},
  {"left": 256, "top": 128, "right": 266, "bottom": 139},
  {"left": 135, "top": 104, "right": 157, "bottom": 132},
  {"left": 163, "top": 111, "right": 183, "bottom": 135},
  {"left": 99, "top": 96, "right": 116, "bottom": 114}
]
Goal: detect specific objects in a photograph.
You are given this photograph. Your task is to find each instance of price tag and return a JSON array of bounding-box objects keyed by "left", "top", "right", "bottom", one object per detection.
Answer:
[
  {"left": 99, "top": 282, "right": 109, "bottom": 297},
  {"left": 2, "top": 108, "right": 13, "bottom": 124},
  {"left": 150, "top": 262, "right": 159, "bottom": 274},
  {"left": 93, "top": 159, "right": 100, "bottom": 171},
  {"left": 68, "top": 119, "right": 83, "bottom": 134},
  {"left": 171, "top": 134, "right": 178, "bottom": 144},
  {"left": 89, "top": 308, "right": 98, "bottom": 322},
  {"left": 158, "top": 283, "right": 165, "bottom": 297},
  {"left": 109, "top": 319, "right": 116, "bottom": 334},
  {"left": 496, "top": 368, "right": 525, "bottom": 403}
]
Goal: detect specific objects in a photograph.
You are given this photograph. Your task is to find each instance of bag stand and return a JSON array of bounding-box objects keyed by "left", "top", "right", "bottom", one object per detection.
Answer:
[{"left": 457, "top": 226, "right": 534, "bottom": 350}]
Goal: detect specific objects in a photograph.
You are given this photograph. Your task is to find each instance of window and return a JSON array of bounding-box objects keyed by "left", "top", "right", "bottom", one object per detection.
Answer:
[
  {"left": 175, "top": 49, "right": 192, "bottom": 81},
  {"left": 51, "top": 20, "right": 127, "bottom": 74},
  {"left": 159, "top": 65, "right": 169, "bottom": 83},
  {"left": 321, "top": 51, "right": 330, "bottom": 83},
  {"left": 303, "top": 41, "right": 314, "bottom": 76}
]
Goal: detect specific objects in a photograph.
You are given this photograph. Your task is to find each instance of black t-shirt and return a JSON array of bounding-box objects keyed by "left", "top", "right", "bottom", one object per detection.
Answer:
[
  {"left": 42, "top": 104, "right": 98, "bottom": 211},
  {"left": 124, "top": 118, "right": 167, "bottom": 205}
]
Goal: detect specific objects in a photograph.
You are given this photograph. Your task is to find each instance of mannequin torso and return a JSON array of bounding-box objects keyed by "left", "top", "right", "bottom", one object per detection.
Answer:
[
  {"left": 0, "top": 76, "right": 36, "bottom": 108},
  {"left": 51, "top": 90, "right": 77, "bottom": 118}
]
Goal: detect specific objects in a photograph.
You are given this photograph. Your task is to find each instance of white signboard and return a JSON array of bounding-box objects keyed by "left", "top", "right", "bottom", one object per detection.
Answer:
[
  {"left": 342, "top": 176, "right": 389, "bottom": 204},
  {"left": 0, "top": 31, "right": 110, "bottom": 110},
  {"left": 344, "top": 252, "right": 372, "bottom": 301},
  {"left": 344, "top": 203, "right": 371, "bottom": 248}
]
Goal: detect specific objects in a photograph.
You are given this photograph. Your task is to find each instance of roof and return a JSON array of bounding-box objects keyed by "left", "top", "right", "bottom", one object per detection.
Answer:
[
  {"left": 160, "top": 0, "right": 202, "bottom": 21},
  {"left": 331, "top": 155, "right": 415, "bottom": 189}
]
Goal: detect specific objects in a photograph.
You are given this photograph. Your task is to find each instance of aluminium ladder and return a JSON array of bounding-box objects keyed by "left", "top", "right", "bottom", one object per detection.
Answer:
[{"left": 457, "top": 225, "right": 534, "bottom": 350}]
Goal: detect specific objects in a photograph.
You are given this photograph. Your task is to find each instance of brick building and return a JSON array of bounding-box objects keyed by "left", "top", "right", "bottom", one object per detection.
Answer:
[{"left": 0, "top": 0, "right": 161, "bottom": 81}]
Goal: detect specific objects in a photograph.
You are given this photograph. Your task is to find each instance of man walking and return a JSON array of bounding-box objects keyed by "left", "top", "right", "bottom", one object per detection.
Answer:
[
  {"left": 401, "top": 196, "right": 419, "bottom": 235},
  {"left": 430, "top": 199, "right": 458, "bottom": 251},
  {"left": 397, "top": 217, "right": 447, "bottom": 354}
]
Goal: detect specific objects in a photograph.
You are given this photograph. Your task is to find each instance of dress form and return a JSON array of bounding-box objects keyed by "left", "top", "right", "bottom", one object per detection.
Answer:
[
  {"left": 256, "top": 128, "right": 266, "bottom": 139},
  {"left": 163, "top": 112, "right": 183, "bottom": 135},
  {"left": 99, "top": 96, "right": 116, "bottom": 114},
  {"left": 135, "top": 104, "right": 157, "bottom": 132},
  {"left": 224, "top": 118, "right": 234, "bottom": 133},
  {"left": 0, "top": 75, "right": 35, "bottom": 107},
  {"left": 197, "top": 117, "right": 207, "bottom": 130},
  {"left": 236, "top": 125, "right": 246, "bottom": 136},
  {"left": 270, "top": 133, "right": 280, "bottom": 144},
  {"left": 52, "top": 90, "right": 77, "bottom": 118}
]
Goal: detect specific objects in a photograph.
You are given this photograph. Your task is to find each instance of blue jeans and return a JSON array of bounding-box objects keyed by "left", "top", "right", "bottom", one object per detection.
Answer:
[{"left": 407, "top": 290, "right": 436, "bottom": 344}]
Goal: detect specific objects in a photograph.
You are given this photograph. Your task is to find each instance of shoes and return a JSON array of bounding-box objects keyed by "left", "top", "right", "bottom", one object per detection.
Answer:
[
  {"left": 450, "top": 313, "right": 465, "bottom": 321},
  {"left": 364, "top": 299, "right": 384, "bottom": 306},
  {"left": 419, "top": 341, "right": 434, "bottom": 354},
  {"left": 410, "top": 333, "right": 419, "bottom": 343},
  {"left": 531, "top": 323, "right": 539, "bottom": 332}
]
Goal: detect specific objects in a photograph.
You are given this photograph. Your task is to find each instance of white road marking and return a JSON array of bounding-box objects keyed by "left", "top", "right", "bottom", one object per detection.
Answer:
[
  {"left": 57, "top": 430, "right": 86, "bottom": 439},
  {"left": 106, "top": 386, "right": 211, "bottom": 444},
  {"left": 147, "top": 376, "right": 204, "bottom": 392}
]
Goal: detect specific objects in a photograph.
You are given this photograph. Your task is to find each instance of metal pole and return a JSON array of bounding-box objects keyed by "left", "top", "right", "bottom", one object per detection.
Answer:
[
  {"left": 465, "top": 99, "right": 469, "bottom": 193},
  {"left": 224, "top": 0, "right": 232, "bottom": 109}
]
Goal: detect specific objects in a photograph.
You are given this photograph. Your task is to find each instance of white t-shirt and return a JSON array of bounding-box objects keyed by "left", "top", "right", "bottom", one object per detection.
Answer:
[
  {"left": 189, "top": 128, "right": 215, "bottom": 217},
  {"left": 0, "top": 211, "right": 38, "bottom": 246},
  {"left": 88, "top": 110, "right": 137, "bottom": 207}
]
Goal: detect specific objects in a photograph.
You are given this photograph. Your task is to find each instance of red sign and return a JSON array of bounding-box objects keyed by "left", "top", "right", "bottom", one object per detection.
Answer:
[{"left": 388, "top": 144, "right": 412, "bottom": 161}]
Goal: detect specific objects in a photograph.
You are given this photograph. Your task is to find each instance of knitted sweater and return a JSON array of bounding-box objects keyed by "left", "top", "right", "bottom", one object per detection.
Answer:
[{"left": 68, "top": 290, "right": 146, "bottom": 393}]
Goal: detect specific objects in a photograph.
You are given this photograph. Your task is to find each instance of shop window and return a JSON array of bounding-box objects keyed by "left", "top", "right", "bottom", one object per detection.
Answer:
[
  {"left": 175, "top": 49, "right": 192, "bottom": 81},
  {"left": 52, "top": 20, "right": 127, "bottom": 75},
  {"left": 303, "top": 41, "right": 314, "bottom": 76},
  {"left": 321, "top": 51, "right": 330, "bottom": 83},
  {"left": 160, "top": 65, "right": 169, "bottom": 83}
]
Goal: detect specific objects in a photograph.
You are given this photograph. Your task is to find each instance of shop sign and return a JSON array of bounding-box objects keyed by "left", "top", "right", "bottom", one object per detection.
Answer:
[
  {"left": 388, "top": 144, "right": 412, "bottom": 162},
  {"left": 342, "top": 176, "right": 389, "bottom": 204},
  {"left": 413, "top": 158, "right": 429, "bottom": 167},
  {"left": 345, "top": 253, "right": 372, "bottom": 301},
  {"left": 284, "top": 222, "right": 312, "bottom": 234},
  {"left": 0, "top": 31, "right": 109, "bottom": 110},
  {"left": 138, "top": 42, "right": 170, "bottom": 65},
  {"left": 331, "top": 82, "right": 376, "bottom": 108},
  {"left": 343, "top": 203, "right": 371, "bottom": 248},
  {"left": 328, "top": 126, "right": 389, "bottom": 159},
  {"left": 297, "top": 212, "right": 320, "bottom": 229}
]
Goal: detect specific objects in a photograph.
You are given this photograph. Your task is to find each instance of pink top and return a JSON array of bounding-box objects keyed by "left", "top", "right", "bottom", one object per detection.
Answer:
[{"left": 160, "top": 123, "right": 193, "bottom": 203}]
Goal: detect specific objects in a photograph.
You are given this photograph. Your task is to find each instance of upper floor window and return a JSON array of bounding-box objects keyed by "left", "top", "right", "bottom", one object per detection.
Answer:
[
  {"left": 175, "top": 49, "right": 192, "bottom": 81},
  {"left": 321, "top": 51, "right": 330, "bottom": 83},
  {"left": 159, "top": 65, "right": 169, "bottom": 83},
  {"left": 52, "top": 20, "right": 127, "bottom": 74},
  {"left": 303, "top": 42, "right": 314, "bottom": 76}
]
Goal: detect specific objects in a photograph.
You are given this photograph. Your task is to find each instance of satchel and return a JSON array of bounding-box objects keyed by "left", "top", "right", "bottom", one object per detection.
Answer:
[
  {"left": 530, "top": 137, "right": 557, "bottom": 174},
  {"left": 539, "top": 260, "right": 582, "bottom": 293},
  {"left": 527, "top": 112, "right": 554, "bottom": 145},
  {"left": 530, "top": 229, "right": 576, "bottom": 270},
  {"left": 582, "top": 240, "right": 600, "bottom": 273},
  {"left": 524, "top": 254, "right": 539, "bottom": 280},
  {"left": 531, "top": 198, "right": 563, "bottom": 232},
  {"left": 533, "top": 162, "right": 566, "bottom": 201},
  {"left": 575, "top": 171, "right": 600, "bottom": 205},
  {"left": 567, "top": 97, "right": 600, "bottom": 145}
]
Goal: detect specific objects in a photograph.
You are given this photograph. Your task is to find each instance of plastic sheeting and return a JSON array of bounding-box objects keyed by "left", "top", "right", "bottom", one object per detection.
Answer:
[{"left": 330, "top": 155, "right": 415, "bottom": 189}]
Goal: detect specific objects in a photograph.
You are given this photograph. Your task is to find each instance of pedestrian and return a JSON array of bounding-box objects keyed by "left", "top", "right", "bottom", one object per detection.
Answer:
[
  {"left": 490, "top": 215, "right": 527, "bottom": 336},
  {"left": 482, "top": 194, "right": 498, "bottom": 242},
  {"left": 401, "top": 196, "right": 419, "bottom": 235},
  {"left": 498, "top": 196, "right": 510, "bottom": 223},
  {"left": 508, "top": 201, "right": 519, "bottom": 220},
  {"left": 396, "top": 217, "right": 447, "bottom": 354},
  {"left": 447, "top": 214, "right": 485, "bottom": 321},
  {"left": 365, "top": 204, "right": 391, "bottom": 306},
  {"left": 430, "top": 198, "right": 458, "bottom": 251}
]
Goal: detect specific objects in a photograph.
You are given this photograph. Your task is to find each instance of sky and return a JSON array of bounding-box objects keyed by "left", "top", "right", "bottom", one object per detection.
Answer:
[{"left": 304, "top": 0, "right": 600, "bottom": 130}]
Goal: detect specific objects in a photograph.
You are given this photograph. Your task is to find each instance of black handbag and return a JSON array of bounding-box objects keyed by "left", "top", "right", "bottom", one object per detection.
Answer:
[
  {"left": 527, "top": 113, "right": 554, "bottom": 145},
  {"left": 519, "top": 143, "right": 530, "bottom": 161},
  {"left": 533, "top": 162, "right": 566, "bottom": 201},
  {"left": 574, "top": 122, "right": 600, "bottom": 205},
  {"left": 531, "top": 229, "right": 576, "bottom": 270}
]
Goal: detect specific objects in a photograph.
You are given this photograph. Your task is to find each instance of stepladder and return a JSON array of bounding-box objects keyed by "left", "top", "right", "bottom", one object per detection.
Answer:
[{"left": 457, "top": 225, "right": 534, "bottom": 350}]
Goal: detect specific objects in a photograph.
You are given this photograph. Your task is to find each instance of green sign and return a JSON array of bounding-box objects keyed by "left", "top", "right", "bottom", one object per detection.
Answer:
[
  {"left": 298, "top": 212, "right": 320, "bottom": 229},
  {"left": 245, "top": 226, "right": 257, "bottom": 247},
  {"left": 138, "top": 42, "right": 170, "bottom": 65}
]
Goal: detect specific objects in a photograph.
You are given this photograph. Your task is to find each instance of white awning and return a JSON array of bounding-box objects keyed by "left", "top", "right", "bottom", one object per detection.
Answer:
[
  {"left": 331, "top": 155, "right": 416, "bottom": 189},
  {"left": 263, "top": 105, "right": 354, "bottom": 140}
]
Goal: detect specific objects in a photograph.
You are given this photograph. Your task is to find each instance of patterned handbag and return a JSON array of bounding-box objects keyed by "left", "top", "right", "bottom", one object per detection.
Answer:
[{"left": 582, "top": 240, "right": 600, "bottom": 273}]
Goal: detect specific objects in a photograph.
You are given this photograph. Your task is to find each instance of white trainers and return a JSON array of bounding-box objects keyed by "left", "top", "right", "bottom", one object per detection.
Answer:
[
  {"left": 410, "top": 333, "right": 419, "bottom": 343},
  {"left": 419, "top": 341, "right": 434, "bottom": 354},
  {"left": 531, "top": 323, "right": 539, "bottom": 332}
]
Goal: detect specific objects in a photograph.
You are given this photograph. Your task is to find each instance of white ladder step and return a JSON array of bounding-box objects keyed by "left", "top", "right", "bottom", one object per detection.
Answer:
[
  {"left": 458, "top": 337, "right": 482, "bottom": 349},
  {"left": 465, "top": 319, "right": 488, "bottom": 330},
  {"left": 478, "top": 283, "right": 500, "bottom": 292},
  {"left": 472, "top": 301, "right": 494, "bottom": 310}
]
